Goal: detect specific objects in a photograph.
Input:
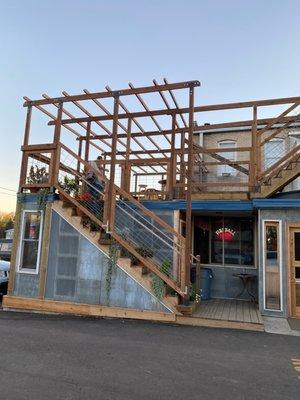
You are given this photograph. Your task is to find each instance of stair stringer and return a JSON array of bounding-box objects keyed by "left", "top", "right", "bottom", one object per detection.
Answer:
[
  {"left": 52, "top": 201, "right": 181, "bottom": 315},
  {"left": 258, "top": 161, "right": 300, "bottom": 198}
]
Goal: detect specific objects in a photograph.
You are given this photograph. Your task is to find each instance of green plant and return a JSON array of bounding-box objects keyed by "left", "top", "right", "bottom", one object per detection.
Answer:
[
  {"left": 90, "top": 220, "right": 100, "bottom": 231},
  {"left": 27, "top": 165, "right": 48, "bottom": 184},
  {"left": 189, "top": 282, "right": 201, "bottom": 303},
  {"left": 151, "top": 260, "right": 171, "bottom": 300},
  {"left": 37, "top": 188, "right": 50, "bottom": 212},
  {"left": 130, "top": 245, "right": 154, "bottom": 265},
  {"left": 105, "top": 239, "right": 118, "bottom": 304},
  {"left": 59, "top": 176, "right": 78, "bottom": 197}
]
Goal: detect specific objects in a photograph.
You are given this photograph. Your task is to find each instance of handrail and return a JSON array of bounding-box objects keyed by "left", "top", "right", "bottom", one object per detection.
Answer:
[
  {"left": 59, "top": 142, "right": 185, "bottom": 240},
  {"left": 56, "top": 142, "right": 189, "bottom": 297}
]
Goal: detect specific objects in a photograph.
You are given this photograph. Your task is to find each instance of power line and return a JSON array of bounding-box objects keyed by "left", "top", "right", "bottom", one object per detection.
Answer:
[
  {"left": 0, "top": 192, "right": 16, "bottom": 197},
  {"left": 0, "top": 186, "right": 16, "bottom": 193}
]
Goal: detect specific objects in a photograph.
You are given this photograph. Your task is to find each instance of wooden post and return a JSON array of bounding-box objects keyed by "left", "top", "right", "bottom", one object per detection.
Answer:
[
  {"left": 183, "top": 86, "right": 195, "bottom": 299},
  {"left": 106, "top": 95, "right": 119, "bottom": 231},
  {"left": 255, "top": 106, "right": 262, "bottom": 181},
  {"left": 38, "top": 203, "right": 52, "bottom": 299},
  {"left": 53, "top": 102, "right": 63, "bottom": 144},
  {"left": 124, "top": 118, "right": 132, "bottom": 192},
  {"left": 19, "top": 105, "right": 32, "bottom": 190},
  {"left": 75, "top": 139, "right": 83, "bottom": 186},
  {"left": 179, "top": 129, "right": 186, "bottom": 198},
  {"left": 84, "top": 121, "right": 91, "bottom": 162},
  {"left": 169, "top": 114, "right": 176, "bottom": 199},
  {"left": 51, "top": 102, "right": 63, "bottom": 186},
  {"left": 250, "top": 106, "right": 258, "bottom": 190},
  {"left": 134, "top": 173, "right": 138, "bottom": 194}
]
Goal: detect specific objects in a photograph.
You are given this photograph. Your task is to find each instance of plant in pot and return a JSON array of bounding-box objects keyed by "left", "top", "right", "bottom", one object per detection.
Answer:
[
  {"left": 130, "top": 244, "right": 154, "bottom": 266},
  {"left": 58, "top": 176, "right": 78, "bottom": 200},
  {"left": 75, "top": 192, "right": 93, "bottom": 217}
]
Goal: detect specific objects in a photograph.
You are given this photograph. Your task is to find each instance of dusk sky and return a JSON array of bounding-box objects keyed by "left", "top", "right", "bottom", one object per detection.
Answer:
[{"left": 0, "top": 0, "right": 299, "bottom": 212}]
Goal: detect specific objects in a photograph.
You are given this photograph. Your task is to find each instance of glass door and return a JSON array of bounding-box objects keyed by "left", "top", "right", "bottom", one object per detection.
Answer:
[
  {"left": 264, "top": 221, "right": 282, "bottom": 311},
  {"left": 290, "top": 228, "right": 300, "bottom": 317}
]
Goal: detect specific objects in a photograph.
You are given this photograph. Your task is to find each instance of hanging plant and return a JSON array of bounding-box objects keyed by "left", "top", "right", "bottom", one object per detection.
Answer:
[
  {"left": 37, "top": 188, "right": 50, "bottom": 212},
  {"left": 105, "top": 239, "right": 118, "bottom": 304},
  {"left": 151, "top": 260, "right": 171, "bottom": 300}
]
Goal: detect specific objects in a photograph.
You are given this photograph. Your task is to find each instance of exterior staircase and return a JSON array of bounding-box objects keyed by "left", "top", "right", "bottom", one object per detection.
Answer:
[
  {"left": 52, "top": 200, "right": 181, "bottom": 314},
  {"left": 257, "top": 145, "right": 300, "bottom": 197},
  {"left": 56, "top": 143, "right": 188, "bottom": 302}
]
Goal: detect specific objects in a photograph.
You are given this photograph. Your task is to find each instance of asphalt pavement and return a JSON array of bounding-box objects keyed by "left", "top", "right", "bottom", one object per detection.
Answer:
[{"left": 0, "top": 311, "right": 299, "bottom": 400}]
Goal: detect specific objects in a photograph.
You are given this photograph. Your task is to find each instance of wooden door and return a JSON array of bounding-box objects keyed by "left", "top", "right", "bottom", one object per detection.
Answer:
[{"left": 289, "top": 228, "right": 300, "bottom": 317}]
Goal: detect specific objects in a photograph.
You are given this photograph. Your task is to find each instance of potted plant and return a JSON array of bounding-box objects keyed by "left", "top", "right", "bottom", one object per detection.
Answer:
[
  {"left": 130, "top": 245, "right": 154, "bottom": 265},
  {"left": 58, "top": 176, "right": 78, "bottom": 201},
  {"left": 75, "top": 192, "right": 93, "bottom": 217}
]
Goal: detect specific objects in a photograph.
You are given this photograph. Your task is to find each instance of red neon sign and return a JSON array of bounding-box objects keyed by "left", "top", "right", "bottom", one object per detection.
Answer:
[{"left": 215, "top": 228, "right": 235, "bottom": 241}]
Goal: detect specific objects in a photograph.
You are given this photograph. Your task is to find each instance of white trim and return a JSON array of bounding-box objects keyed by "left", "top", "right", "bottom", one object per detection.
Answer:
[
  {"left": 17, "top": 210, "right": 43, "bottom": 275},
  {"left": 262, "top": 219, "right": 283, "bottom": 312},
  {"left": 217, "top": 139, "right": 237, "bottom": 177}
]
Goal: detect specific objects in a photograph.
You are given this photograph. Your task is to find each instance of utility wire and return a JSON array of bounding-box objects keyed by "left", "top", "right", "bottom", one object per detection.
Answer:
[
  {"left": 0, "top": 186, "right": 16, "bottom": 193},
  {"left": 0, "top": 192, "right": 16, "bottom": 197}
]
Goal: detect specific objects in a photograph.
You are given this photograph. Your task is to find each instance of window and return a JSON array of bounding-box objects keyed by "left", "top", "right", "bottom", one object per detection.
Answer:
[
  {"left": 263, "top": 221, "right": 282, "bottom": 311},
  {"left": 194, "top": 216, "right": 254, "bottom": 267},
  {"left": 18, "top": 211, "right": 43, "bottom": 273},
  {"left": 264, "top": 139, "right": 284, "bottom": 169},
  {"left": 217, "top": 140, "right": 237, "bottom": 176}
]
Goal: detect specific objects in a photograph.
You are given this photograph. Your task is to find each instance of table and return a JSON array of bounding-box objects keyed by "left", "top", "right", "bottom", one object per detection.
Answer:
[{"left": 232, "top": 273, "right": 256, "bottom": 302}]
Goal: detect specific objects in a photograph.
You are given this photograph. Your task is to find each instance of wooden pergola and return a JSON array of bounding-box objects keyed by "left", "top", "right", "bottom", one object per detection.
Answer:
[{"left": 19, "top": 79, "right": 300, "bottom": 299}]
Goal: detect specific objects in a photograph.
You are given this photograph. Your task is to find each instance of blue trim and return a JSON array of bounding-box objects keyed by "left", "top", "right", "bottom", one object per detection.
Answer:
[
  {"left": 142, "top": 200, "right": 253, "bottom": 212},
  {"left": 142, "top": 197, "right": 300, "bottom": 212},
  {"left": 17, "top": 193, "right": 57, "bottom": 203},
  {"left": 252, "top": 198, "right": 300, "bottom": 209}
]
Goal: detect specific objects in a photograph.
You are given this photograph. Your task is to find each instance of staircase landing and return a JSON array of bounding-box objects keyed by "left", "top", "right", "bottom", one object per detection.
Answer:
[{"left": 193, "top": 298, "right": 263, "bottom": 324}]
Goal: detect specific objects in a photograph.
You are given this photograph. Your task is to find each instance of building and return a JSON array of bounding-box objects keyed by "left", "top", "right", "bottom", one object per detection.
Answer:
[{"left": 3, "top": 80, "right": 300, "bottom": 331}]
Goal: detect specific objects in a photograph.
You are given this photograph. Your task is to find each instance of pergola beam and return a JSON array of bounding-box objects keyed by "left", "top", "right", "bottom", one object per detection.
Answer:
[
  {"left": 75, "top": 114, "right": 300, "bottom": 140},
  {"left": 24, "top": 80, "right": 200, "bottom": 106},
  {"left": 83, "top": 88, "right": 157, "bottom": 174},
  {"left": 105, "top": 86, "right": 170, "bottom": 165},
  {"left": 48, "top": 96, "right": 300, "bottom": 125}
]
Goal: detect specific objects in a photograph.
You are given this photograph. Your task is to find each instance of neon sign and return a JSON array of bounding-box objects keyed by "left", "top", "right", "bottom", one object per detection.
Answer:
[{"left": 215, "top": 227, "right": 236, "bottom": 241}]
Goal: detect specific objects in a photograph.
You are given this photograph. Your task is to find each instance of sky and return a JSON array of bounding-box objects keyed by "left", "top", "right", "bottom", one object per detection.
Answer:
[{"left": 0, "top": 0, "right": 299, "bottom": 212}]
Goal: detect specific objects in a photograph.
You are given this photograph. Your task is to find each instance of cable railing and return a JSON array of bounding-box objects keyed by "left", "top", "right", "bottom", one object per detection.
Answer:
[
  {"left": 259, "top": 107, "right": 300, "bottom": 180},
  {"left": 55, "top": 143, "right": 187, "bottom": 295}
]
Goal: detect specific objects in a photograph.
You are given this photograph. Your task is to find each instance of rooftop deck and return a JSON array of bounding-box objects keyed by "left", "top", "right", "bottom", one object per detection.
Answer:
[{"left": 17, "top": 80, "right": 300, "bottom": 302}]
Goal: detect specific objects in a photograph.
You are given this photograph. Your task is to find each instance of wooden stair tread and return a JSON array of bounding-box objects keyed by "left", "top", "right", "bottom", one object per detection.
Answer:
[{"left": 258, "top": 159, "right": 300, "bottom": 197}]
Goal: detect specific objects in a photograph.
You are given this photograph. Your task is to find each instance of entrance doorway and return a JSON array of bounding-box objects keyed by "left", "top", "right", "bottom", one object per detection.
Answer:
[{"left": 288, "top": 226, "right": 300, "bottom": 318}]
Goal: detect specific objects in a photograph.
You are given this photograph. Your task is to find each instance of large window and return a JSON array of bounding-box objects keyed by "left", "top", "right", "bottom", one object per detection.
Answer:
[
  {"left": 194, "top": 216, "right": 254, "bottom": 267},
  {"left": 217, "top": 140, "right": 237, "bottom": 176},
  {"left": 18, "top": 211, "right": 43, "bottom": 273},
  {"left": 263, "top": 221, "right": 282, "bottom": 311}
]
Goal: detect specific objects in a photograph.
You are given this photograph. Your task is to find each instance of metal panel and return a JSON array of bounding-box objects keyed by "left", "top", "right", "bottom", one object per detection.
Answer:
[{"left": 45, "top": 211, "right": 169, "bottom": 313}]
